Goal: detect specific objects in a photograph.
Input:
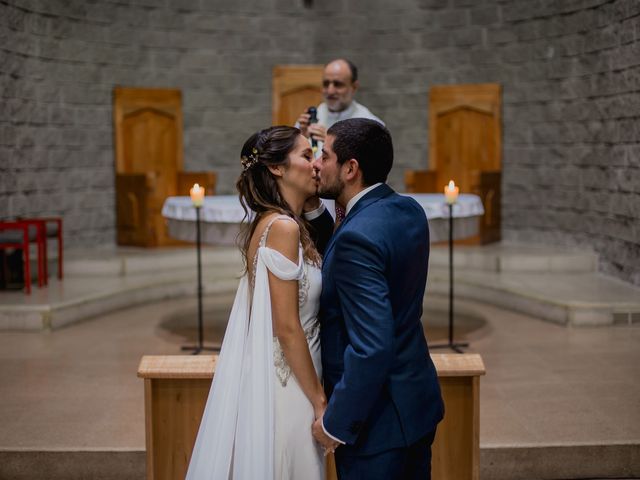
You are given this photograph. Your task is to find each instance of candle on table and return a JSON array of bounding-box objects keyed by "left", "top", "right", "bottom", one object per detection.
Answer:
[
  {"left": 190, "top": 183, "right": 205, "bottom": 207},
  {"left": 444, "top": 180, "right": 459, "bottom": 205}
]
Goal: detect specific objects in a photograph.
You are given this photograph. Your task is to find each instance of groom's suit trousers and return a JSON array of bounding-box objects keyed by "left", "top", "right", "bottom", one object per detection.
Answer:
[{"left": 334, "top": 429, "right": 437, "bottom": 480}]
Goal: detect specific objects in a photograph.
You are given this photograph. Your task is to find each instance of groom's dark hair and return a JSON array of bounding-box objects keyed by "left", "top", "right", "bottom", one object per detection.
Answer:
[{"left": 327, "top": 118, "right": 393, "bottom": 186}]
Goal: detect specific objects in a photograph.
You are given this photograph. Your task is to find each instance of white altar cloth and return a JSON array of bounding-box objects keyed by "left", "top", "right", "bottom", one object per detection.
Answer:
[{"left": 162, "top": 194, "right": 484, "bottom": 245}]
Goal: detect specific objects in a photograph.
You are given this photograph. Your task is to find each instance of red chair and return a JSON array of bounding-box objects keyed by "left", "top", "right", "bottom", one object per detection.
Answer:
[
  {"left": 0, "top": 218, "right": 63, "bottom": 292},
  {"left": 18, "top": 217, "right": 64, "bottom": 283},
  {"left": 0, "top": 220, "right": 47, "bottom": 294}
]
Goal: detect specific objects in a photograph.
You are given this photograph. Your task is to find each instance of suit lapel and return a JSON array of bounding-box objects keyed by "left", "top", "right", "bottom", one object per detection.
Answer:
[{"left": 322, "top": 184, "right": 394, "bottom": 264}]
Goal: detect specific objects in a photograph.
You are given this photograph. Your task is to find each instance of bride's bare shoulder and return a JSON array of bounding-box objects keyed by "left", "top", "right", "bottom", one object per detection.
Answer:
[{"left": 259, "top": 214, "right": 300, "bottom": 263}]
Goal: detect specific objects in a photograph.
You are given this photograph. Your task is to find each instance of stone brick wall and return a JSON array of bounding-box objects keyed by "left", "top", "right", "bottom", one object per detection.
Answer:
[
  {"left": 0, "top": 0, "right": 316, "bottom": 246},
  {"left": 308, "top": 0, "right": 640, "bottom": 285},
  {"left": 1, "top": 0, "right": 638, "bottom": 285},
  {"left": 487, "top": 0, "right": 640, "bottom": 286}
]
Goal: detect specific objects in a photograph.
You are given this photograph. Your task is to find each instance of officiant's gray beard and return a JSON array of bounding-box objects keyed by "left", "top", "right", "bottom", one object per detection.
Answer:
[{"left": 317, "top": 178, "right": 344, "bottom": 200}]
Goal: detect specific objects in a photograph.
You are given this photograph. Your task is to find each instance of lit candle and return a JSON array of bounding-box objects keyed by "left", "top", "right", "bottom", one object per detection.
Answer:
[
  {"left": 444, "top": 180, "right": 459, "bottom": 204},
  {"left": 190, "top": 183, "right": 205, "bottom": 207}
]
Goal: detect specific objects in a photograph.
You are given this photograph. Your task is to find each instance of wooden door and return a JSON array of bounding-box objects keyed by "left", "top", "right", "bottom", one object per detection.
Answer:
[
  {"left": 113, "top": 87, "right": 183, "bottom": 246},
  {"left": 272, "top": 65, "right": 323, "bottom": 126},
  {"left": 430, "top": 84, "right": 502, "bottom": 244}
]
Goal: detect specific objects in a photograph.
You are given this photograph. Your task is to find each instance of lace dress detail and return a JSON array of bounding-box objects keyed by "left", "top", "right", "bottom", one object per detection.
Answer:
[
  {"left": 298, "top": 262, "right": 310, "bottom": 308},
  {"left": 273, "top": 319, "right": 320, "bottom": 387}
]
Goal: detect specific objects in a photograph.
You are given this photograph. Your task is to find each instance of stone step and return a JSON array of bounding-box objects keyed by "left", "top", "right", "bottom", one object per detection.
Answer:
[
  {"left": 1, "top": 444, "right": 637, "bottom": 480},
  {"left": 430, "top": 242, "right": 598, "bottom": 273},
  {"left": 0, "top": 247, "right": 243, "bottom": 331},
  {"left": 0, "top": 450, "right": 144, "bottom": 480},
  {"left": 428, "top": 268, "right": 640, "bottom": 326},
  {"left": 481, "top": 443, "right": 640, "bottom": 480},
  {"left": 64, "top": 246, "right": 240, "bottom": 277},
  {"left": 0, "top": 270, "right": 241, "bottom": 331}
]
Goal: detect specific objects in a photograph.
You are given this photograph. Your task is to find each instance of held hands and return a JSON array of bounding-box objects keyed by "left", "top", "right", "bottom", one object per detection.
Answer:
[{"left": 312, "top": 415, "right": 340, "bottom": 456}]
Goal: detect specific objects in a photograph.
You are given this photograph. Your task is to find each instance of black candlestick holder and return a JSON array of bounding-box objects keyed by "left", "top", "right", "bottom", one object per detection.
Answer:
[
  {"left": 430, "top": 203, "right": 468, "bottom": 354},
  {"left": 182, "top": 205, "right": 219, "bottom": 355}
]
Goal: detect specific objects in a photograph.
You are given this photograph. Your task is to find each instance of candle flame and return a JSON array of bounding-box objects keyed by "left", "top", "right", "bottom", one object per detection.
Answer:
[
  {"left": 190, "top": 183, "right": 205, "bottom": 206},
  {"left": 448, "top": 180, "right": 455, "bottom": 189}
]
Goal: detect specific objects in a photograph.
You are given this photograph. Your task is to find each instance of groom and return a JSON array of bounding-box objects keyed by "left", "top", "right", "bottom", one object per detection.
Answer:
[{"left": 311, "top": 118, "right": 444, "bottom": 479}]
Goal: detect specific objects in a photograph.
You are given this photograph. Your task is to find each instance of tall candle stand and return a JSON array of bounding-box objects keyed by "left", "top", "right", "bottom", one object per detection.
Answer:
[
  {"left": 431, "top": 181, "right": 468, "bottom": 354},
  {"left": 182, "top": 185, "right": 218, "bottom": 355}
]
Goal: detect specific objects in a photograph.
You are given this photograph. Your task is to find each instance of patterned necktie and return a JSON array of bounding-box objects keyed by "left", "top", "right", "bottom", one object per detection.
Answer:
[{"left": 334, "top": 205, "right": 346, "bottom": 230}]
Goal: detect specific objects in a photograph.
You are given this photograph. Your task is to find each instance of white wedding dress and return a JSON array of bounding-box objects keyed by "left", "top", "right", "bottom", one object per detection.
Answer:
[{"left": 185, "top": 216, "right": 324, "bottom": 480}]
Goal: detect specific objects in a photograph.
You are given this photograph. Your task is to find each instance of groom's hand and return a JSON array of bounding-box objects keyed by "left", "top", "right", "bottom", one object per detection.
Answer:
[
  {"left": 303, "top": 195, "right": 321, "bottom": 212},
  {"left": 312, "top": 416, "right": 339, "bottom": 454}
]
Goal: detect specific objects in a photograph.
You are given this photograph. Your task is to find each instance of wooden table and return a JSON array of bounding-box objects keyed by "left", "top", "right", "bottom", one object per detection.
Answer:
[{"left": 138, "top": 353, "right": 485, "bottom": 480}]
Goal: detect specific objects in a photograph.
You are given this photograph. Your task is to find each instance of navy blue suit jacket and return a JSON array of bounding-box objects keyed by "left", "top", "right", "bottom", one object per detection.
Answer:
[{"left": 320, "top": 184, "right": 444, "bottom": 456}]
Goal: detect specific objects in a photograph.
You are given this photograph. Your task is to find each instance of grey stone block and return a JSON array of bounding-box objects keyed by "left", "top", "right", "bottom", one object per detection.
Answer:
[
  {"left": 401, "top": 12, "right": 435, "bottom": 31},
  {"left": 26, "top": 14, "right": 49, "bottom": 36},
  {"left": 626, "top": 145, "right": 640, "bottom": 168},
  {"left": 516, "top": 19, "right": 544, "bottom": 42},
  {"left": 113, "top": 4, "right": 149, "bottom": 28},
  {"left": 347, "top": 0, "right": 387, "bottom": 14},
  {"left": 59, "top": 129, "right": 87, "bottom": 147},
  {"left": 487, "top": 26, "right": 517, "bottom": 45},
  {"left": 502, "top": 1, "right": 543, "bottom": 22},
  {"left": 611, "top": 38, "right": 640, "bottom": 70},
  {"left": 49, "top": 17, "right": 73, "bottom": 40},
  {"left": 148, "top": 9, "right": 187, "bottom": 29},
  {"left": 6, "top": 4, "right": 27, "bottom": 32},
  {"left": 562, "top": 9, "right": 597, "bottom": 34},
  {"left": 416, "top": 0, "right": 448, "bottom": 9},
  {"left": 584, "top": 26, "right": 619, "bottom": 53},
  {"left": 437, "top": 9, "right": 469, "bottom": 27},
  {"left": 75, "top": 107, "right": 110, "bottom": 127},
  {"left": 86, "top": 130, "right": 112, "bottom": 148}
]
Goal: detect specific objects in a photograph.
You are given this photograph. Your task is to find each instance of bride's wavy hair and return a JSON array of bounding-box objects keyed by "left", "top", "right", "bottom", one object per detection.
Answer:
[{"left": 236, "top": 126, "right": 320, "bottom": 273}]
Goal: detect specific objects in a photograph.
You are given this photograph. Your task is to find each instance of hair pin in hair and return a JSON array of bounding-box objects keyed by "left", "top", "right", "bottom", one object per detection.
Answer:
[{"left": 241, "top": 147, "right": 259, "bottom": 171}]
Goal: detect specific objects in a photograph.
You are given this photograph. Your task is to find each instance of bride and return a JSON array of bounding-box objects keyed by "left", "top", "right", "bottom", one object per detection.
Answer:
[{"left": 185, "top": 126, "right": 330, "bottom": 480}]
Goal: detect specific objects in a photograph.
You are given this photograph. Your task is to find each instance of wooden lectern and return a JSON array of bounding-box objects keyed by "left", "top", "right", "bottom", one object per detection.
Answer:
[{"left": 138, "top": 353, "right": 485, "bottom": 480}]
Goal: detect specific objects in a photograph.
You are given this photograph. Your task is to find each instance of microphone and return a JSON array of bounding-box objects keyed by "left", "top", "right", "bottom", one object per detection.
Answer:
[{"left": 307, "top": 106, "right": 318, "bottom": 151}]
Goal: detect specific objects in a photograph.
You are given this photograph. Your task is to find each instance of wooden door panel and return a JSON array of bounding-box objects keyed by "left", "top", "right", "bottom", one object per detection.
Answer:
[
  {"left": 435, "top": 106, "right": 497, "bottom": 193},
  {"left": 428, "top": 83, "right": 502, "bottom": 245},
  {"left": 114, "top": 87, "right": 183, "bottom": 247},
  {"left": 114, "top": 88, "right": 183, "bottom": 174},
  {"left": 429, "top": 84, "right": 501, "bottom": 174},
  {"left": 279, "top": 86, "right": 323, "bottom": 127},
  {"left": 121, "top": 110, "right": 176, "bottom": 171},
  {"left": 272, "top": 65, "right": 323, "bottom": 126}
]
